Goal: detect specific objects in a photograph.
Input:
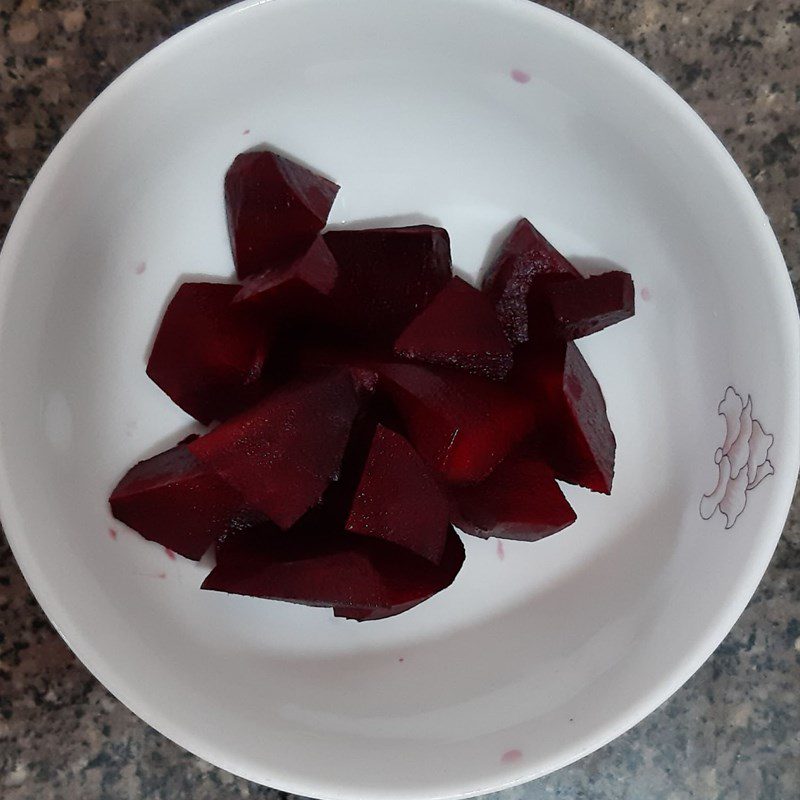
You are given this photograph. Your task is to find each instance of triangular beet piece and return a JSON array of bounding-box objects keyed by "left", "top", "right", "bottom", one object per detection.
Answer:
[
  {"left": 146, "top": 283, "right": 271, "bottom": 425},
  {"left": 545, "top": 271, "right": 635, "bottom": 339},
  {"left": 378, "top": 363, "right": 536, "bottom": 485},
  {"left": 482, "top": 219, "right": 580, "bottom": 345},
  {"left": 110, "top": 442, "right": 264, "bottom": 560},
  {"left": 346, "top": 425, "right": 450, "bottom": 563},
  {"left": 324, "top": 226, "right": 452, "bottom": 341},
  {"left": 202, "top": 522, "right": 465, "bottom": 619},
  {"left": 513, "top": 341, "right": 615, "bottom": 493},
  {"left": 188, "top": 370, "right": 363, "bottom": 529},
  {"left": 450, "top": 455, "right": 576, "bottom": 540},
  {"left": 234, "top": 236, "right": 338, "bottom": 314},
  {"left": 225, "top": 151, "right": 340, "bottom": 279},
  {"left": 394, "top": 276, "right": 513, "bottom": 380}
]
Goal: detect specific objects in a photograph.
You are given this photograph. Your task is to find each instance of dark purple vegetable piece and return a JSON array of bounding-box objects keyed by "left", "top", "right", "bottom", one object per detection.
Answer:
[
  {"left": 544, "top": 271, "right": 635, "bottom": 339},
  {"left": 324, "top": 226, "right": 452, "bottom": 340},
  {"left": 346, "top": 425, "right": 450, "bottom": 563},
  {"left": 482, "top": 218, "right": 580, "bottom": 344},
  {"left": 513, "top": 341, "right": 615, "bottom": 494},
  {"left": 234, "top": 236, "right": 338, "bottom": 313},
  {"left": 225, "top": 150, "right": 340, "bottom": 279},
  {"left": 202, "top": 522, "right": 465, "bottom": 619},
  {"left": 394, "top": 276, "right": 513, "bottom": 380},
  {"left": 450, "top": 455, "right": 576, "bottom": 540},
  {"left": 188, "top": 370, "right": 363, "bottom": 529},
  {"left": 109, "top": 443, "right": 263, "bottom": 560},
  {"left": 378, "top": 363, "right": 536, "bottom": 485},
  {"left": 146, "top": 282, "right": 271, "bottom": 425}
]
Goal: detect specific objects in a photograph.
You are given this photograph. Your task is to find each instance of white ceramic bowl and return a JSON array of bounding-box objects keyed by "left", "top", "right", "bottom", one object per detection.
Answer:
[{"left": 1, "top": 1, "right": 797, "bottom": 798}]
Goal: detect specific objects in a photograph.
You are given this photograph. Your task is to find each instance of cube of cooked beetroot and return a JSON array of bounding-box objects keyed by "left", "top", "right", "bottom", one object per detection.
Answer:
[
  {"left": 324, "top": 226, "right": 452, "bottom": 340},
  {"left": 394, "top": 276, "right": 513, "bottom": 380},
  {"left": 234, "top": 236, "right": 338, "bottom": 314},
  {"left": 202, "top": 521, "right": 464, "bottom": 619},
  {"left": 513, "top": 341, "right": 615, "bottom": 493},
  {"left": 544, "top": 271, "right": 635, "bottom": 339},
  {"left": 378, "top": 363, "right": 536, "bottom": 484},
  {"left": 450, "top": 455, "right": 576, "bottom": 540},
  {"left": 146, "top": 283, "right": 271, "bottom": 425},
  {"left": 346, "top": 426, "right": 450, "bottom": 563},
  {"left": 225, "top": 151, "right": 340, "bottom": 279},
  {"left": 188, "top": 370, "right": 363, "bottom": 529},
  {"left": 482, "top": 218, "right": 580, "bottom": 345},
  {"left": 109, "top": 442, "right": 264, "bottom": 560}
]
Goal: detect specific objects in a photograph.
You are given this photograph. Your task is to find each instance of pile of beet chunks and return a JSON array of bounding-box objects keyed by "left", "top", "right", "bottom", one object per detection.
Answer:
[{"left": 110, "top": 150, "right": 635, "bottom": 621}]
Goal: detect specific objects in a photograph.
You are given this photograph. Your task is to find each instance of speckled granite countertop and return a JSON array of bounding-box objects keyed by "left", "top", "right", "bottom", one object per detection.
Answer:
[{"left": 0, "top": 1, "right": 798, "bottom": 798}]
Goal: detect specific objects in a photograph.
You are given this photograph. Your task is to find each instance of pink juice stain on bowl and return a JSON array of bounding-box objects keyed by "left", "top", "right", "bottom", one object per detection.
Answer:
[
  {"left": 501, "top": 749, "right": 522, "bottom": 764},
  {"left": 510, "top": 69, "right": 531, "bottom": 84}
]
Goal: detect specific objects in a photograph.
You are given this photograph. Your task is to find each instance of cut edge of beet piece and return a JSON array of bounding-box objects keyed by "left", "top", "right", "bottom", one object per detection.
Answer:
[
  {"left": 481, "top": 218, "right": 581, "bottom": 345},
  {"left": 234, "top": 236, "right": 339, "bottom": 311},
  {"left": 324, "top": 225, "right": 453, "bottom": 340},
  {"left": 394, "top": 276, "right": 513, "bottom": 381},
  {"left": 559, "top": 342, "right": 616, "bottom": 493},
  {"left": 188, "top": 368, "right": 364, "bottom": 529},
  {"left": 378, "top": 362, "right": 537, "bottom": 485},
  {"left": 545, "top": 271, "right": 635, "bottom": 339},
  {"left": 345, "top": 425, "right": 450, "bottom": 563},
  {"left": 110, "top": 442, "right": 264, "bottom": 560},
  {"left": 146, "top": 282, "right": 272, "bottom": 425},
  {"left": 512, "top": 340, "right": 616, "bottom": 494},
  {"left": 450, "top": 455, "right": 577, "bottom": 541},
  {"left": 225, "top": 150, "right": 340, "bottom": 279}
]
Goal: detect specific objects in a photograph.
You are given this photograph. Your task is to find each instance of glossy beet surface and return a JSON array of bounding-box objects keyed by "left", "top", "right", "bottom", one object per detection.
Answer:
[
  {"left": 481, "top": 218, "right": 580, "bottom": 345},
  {"left": 324, "top": 226, "right": 452, "bottom": 340},
  {"left": 146, "top": 282, "right": 270, "bottom": 425},
  {"left": 379, "top": 363, "right": 536, "bottom": 484},
  {"left": 234, "top": 236, "right": 338, "bottom": 312},
  {"left": 110, "top": 443, "right": 263, "bottom": 560},
  {"left": 225, "top": 151, "right": 339, "bottom": 279},
  {"left": 346, "top": 425, "right": 450, "bottom": 563},
  {"left": 394, "top": 276, "right": 513, "bottom": 380},
  {"left": 188, "top": 370, "right": 363, "bottom": 528},
  {"left": 545, "top": 270, "right": 635, "bottom": 339},
  {"left": 450, "top": 455, "right": 576, "bottom": 540},
  {"left": 202, "top": 522, "right": 465, "bottom": 618},
  {"left": 513, "top": 341, "right": 615, "bottom": 494}
]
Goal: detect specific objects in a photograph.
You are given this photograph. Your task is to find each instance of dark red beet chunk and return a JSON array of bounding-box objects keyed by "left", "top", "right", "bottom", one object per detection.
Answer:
[
  {"left": 225, "top": 151, "right": 340, "bottom": 279},
  {"left": 394, "top": 276, "right": 513, "bottom": 380},
  {"left": 188, "top": 370, "right": 363, "bottom": 529},
  {"left": 109, "top": 443, "right": 263, "bottom": 560},
  {"left": 482, "top": 219, "right": 580, "bottom": 345},
  {"left": 235, "top": 236, "right": 338, "bottom": 313},
  {"left": 378, "top": 363, "right": 536, "bottom": 485},
  {"left": 202, "top": 522, "right": 465, "bottom": 619},
  {"left": 324, "top": 226, "right": 452, "bottom": 340},
  {"left": 450, "top": 455, "right": 576, "bottom": 540},
  {"left": 346, "top": 426, "right": 450, "bottom": 563},
  {"left": 513, "top": 341, "right": 615, "bottom": 493},
  {"left": 146, "top": 283, "right": 271, "bottom": 425},
  {"left": 545, "top": 271, "right": 635, "bottom": 339}
]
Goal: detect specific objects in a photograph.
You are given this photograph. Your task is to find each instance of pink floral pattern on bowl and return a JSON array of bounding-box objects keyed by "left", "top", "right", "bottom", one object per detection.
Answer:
[{"left": 700, "top": 387, "right": 774, "bottom": 529}]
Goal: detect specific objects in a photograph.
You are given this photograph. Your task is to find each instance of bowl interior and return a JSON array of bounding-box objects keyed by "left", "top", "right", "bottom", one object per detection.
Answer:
[{"left": 0, "top": 0, "right": 797, "bottom": 798}]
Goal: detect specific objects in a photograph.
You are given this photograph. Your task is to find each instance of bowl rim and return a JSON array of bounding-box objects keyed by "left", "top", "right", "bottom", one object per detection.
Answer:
[{"left": 0, "top": 0, "right": 798, "bottom": 798}]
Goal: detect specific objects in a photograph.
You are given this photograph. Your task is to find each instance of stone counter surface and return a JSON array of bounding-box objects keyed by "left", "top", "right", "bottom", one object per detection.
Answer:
[{"left": 0, "top": 1, "right": 798, "bottom": 798}]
